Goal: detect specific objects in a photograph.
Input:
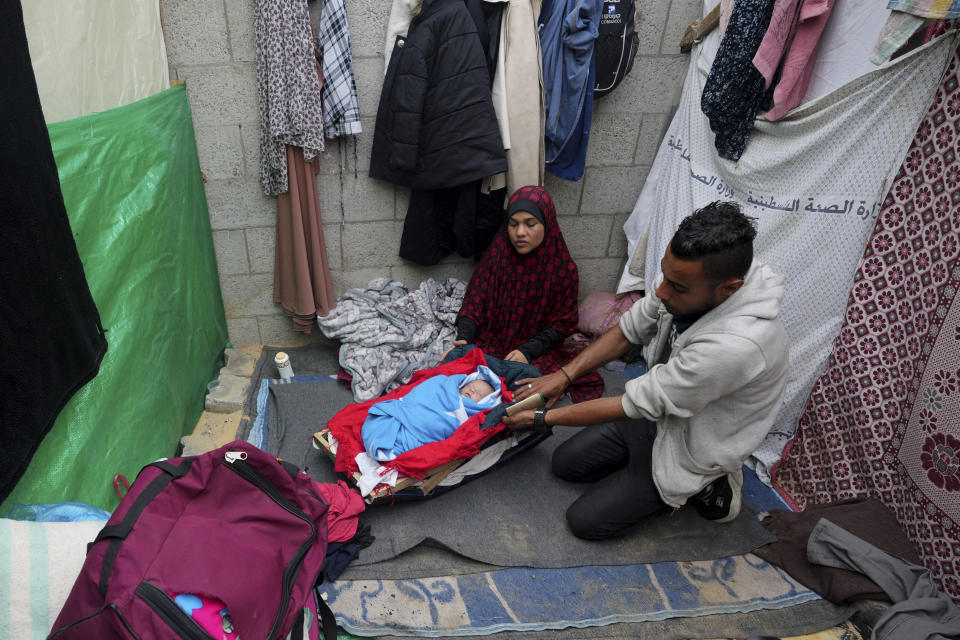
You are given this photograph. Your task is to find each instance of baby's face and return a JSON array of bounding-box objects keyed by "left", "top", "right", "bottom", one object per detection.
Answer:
[{"left": 460, "top": 380, "right": 494, "bottom": 402}]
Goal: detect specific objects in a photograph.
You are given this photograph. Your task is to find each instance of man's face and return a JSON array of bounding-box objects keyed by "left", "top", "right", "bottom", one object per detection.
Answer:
[{"left": 654, "top": 244, "right": 723, "bottom": 316}]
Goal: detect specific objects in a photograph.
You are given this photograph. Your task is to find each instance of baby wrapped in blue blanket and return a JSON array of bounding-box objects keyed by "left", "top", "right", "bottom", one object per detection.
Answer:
[{"left": 361, "top": 365, "right": 503, "bottom": 461}]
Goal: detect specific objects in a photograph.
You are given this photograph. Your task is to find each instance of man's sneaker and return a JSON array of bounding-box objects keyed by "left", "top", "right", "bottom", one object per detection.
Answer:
[{"left": 690, "top": 469, "right": 743, "bottom": 523}]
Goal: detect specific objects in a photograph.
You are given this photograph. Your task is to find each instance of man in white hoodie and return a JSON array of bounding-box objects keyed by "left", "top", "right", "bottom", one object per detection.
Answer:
[{"left": 505, "top": 202, "right": 789, "bottom": 539}]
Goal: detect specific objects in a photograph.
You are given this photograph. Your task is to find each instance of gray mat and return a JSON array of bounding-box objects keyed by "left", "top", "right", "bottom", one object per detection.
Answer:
[
  {"left": 260, "top": 371, "right": 777, "bottom": 575},
  {"left": 237, "top": 342, "right": 340, "bottom": 442}
]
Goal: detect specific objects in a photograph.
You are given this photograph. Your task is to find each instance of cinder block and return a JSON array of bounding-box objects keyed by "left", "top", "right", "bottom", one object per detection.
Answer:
[
  {"left": 557, "top": 215, "right": 615, "bottom": 260},
  {"left": 346, "top": 0, "right": 393, "bottom": 59},
  {"left": 324, "top": 223, "right": 343, "bottom": 270},
  {"left": 577, "top": 258, "right": 627, "bottom": 297},
  {"left": 341, "top": 221, "right": 403, "bottom": 269},
  {"left": 321, "top": 172, "right": 395, "bottom": 222},
  {"left": 180, "top": 432, "right": 219, "bottom": 456},
  {"left": 223, "top": 348, "right": 258, "bottom": 377},
  {"left": 244, "top": 226, "right": 275, "bottom": 274},
  {"left": 225, "top": 0, "right": 256, "bottom": 63},
  {"left": 390, "top": 261, "right": 474, "bottom": 289},
  {"left": 204, "top": 373, "right": 249, "bottom": 413},
  {"left": 213, "top": 229, "right": 250, "bottom": 275},
  {"left": 162, "top": 0, "right": 230, "bottom": 67},
  {"left": 220, "top": 273, "right": 276, "bottom": 317},
  {"left": 636, "top": 113, "right": 671, "bottom": 165},
  {"left": 331, "top": 268, "right": 391, "bottom": 296},
  {"left": 227, "top": 317, "right": 261, "bottom": 347},
  {"left": 257, "top": 315, "right": 323, "bottom": 348},
  {"left": 308, "top": 0, "right": 322, "bottom": 24},
  {"left": 635, "top": 0, "right": 671, "bottom": 55},
  {"left": 353, "top": 57, "right": 385, "bottom": 120},
  {"left": 205, "top": 179, "right": 275, "bottom": 230},
  {"left": 317, "top": 117, "right": 374, "bottom": 176},
  {"left": 581, "top": 166, "right": 649, "bottom": 215},
  {"left": 182, "top": 64, "right": 259, "bottom": 125},
  {"left": 238, "top": 120, "right": 261, "bottom": 179},
  {"left": 246, "top": 222, "right": 341, "bottom": 273},
  {"left": 195, "top": 124, "right": 243, "bottom": 180},
  {"left": 544, "top": 174, "right": 584, "bottom": 216},
  {"left": 662, "top": 0, "right": 703, "bottom": 55},
  {"left": 608, "top": 213, "right": 632, "bottom": 258},
  {"left": 586, "top": 112, "right": 642, "bottom": 167},
  {"left": 395, "top": 186, "right": 411, "bottom": 220},
  {"left": 594, "top": 55, "right": 688, "bottom": 115},
  {"left": 189, "top": 410, "right": 243, "bottom": 449}
]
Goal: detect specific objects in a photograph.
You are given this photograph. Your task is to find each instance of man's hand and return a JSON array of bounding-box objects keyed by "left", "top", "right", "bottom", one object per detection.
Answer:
[
  {"left": 504, "top": 350, "right": 529, "bottom": 363},
  {"left": 439, "top": 339, "right": 467, "bottom": 362},
  {"left": 501, "top": 409, "right": 535, "bottom": 431},
  {"left": 512, "top": 370, "right": 568, "bottom": 407}
]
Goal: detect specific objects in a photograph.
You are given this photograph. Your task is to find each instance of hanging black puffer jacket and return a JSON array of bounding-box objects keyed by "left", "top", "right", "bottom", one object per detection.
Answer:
[{"left": 369, "top": 0, "right": 506, "bottom": 190}]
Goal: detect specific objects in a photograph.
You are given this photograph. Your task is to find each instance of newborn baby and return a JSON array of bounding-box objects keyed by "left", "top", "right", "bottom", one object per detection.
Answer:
[
  {"left": 361, "top": 365, "right": 503, "bottom": 460},
  {"left": 459, "top": 379, "right": 495, "bottom": 402}
]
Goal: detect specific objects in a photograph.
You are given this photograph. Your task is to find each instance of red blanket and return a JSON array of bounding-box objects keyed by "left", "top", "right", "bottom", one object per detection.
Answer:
[{"left": 327, "top": 349, "right": 515, "bottom": 479}]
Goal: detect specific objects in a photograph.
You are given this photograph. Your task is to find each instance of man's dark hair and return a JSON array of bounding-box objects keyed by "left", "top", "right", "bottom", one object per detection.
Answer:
[{"left": 670, "top": 201, "right": 757, "bottom": 283}]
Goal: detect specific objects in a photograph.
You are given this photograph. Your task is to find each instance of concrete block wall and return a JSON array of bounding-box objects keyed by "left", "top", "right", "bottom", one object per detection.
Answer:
[{"left": 162, "top": 0, "right": 701, "bottom": 347}]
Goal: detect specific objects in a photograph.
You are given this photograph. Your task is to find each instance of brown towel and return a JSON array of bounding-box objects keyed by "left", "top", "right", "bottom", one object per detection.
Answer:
[{"left": 754, "top": 497, "right": 920, "bottom": 603}]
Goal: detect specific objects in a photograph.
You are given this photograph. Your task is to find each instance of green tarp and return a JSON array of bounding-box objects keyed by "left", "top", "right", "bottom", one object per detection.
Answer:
[{"left": 1, "top": 85, "right": 228, "bottom": 513}]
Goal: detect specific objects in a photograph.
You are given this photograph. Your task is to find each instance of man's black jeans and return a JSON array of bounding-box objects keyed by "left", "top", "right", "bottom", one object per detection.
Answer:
[{"left": 552, "top": 418, "right": 668, "bottom": 539}]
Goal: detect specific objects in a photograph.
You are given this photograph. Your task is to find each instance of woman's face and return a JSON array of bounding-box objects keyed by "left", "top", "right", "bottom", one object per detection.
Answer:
[{"left": 507, "top": 211, "right": 545, "bottom": 255}]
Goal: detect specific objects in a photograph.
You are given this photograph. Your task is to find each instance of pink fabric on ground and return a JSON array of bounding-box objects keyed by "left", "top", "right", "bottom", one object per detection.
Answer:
[
  {"left": 577, "top": 291, "right": 643, "bottom": 339},
  {"left": 753, "top": 0, "right": 835, "bottom": 121},
  {"left": 316, "top": 480, "right": 365, "bottom": 542}
]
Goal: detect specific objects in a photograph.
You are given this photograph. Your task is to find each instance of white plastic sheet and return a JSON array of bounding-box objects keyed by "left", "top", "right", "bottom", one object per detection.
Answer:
[{"left": 22, "top": 0, "right": 170, "bottom": 124}]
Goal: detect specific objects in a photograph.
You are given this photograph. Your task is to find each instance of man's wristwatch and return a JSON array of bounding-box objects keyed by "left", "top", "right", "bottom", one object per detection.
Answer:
[{"left": 533, "top": 408, "right": 550, "bottom": 433}]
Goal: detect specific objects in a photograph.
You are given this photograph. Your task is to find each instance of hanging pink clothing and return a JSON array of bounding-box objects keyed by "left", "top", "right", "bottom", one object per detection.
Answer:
[
  {"left": 752, "top": 0, "right": 835, "bottom": 121},
  {"left": 316, "top": 480, "right": 365, "bottom": 543}
]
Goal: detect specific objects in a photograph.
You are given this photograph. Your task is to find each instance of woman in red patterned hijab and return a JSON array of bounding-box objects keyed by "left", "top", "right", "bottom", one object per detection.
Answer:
[{"left": 454, "top": 185, "right": 603, "bottom": 402}]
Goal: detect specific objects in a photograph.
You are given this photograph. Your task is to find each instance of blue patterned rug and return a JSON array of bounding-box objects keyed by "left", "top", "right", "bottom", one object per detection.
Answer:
[{"left": 320, "top": 554, "right": 822, "bottom": 637}]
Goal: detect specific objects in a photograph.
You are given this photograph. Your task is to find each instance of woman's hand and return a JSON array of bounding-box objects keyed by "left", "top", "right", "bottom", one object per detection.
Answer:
[
  {"left": 511, "top": 370, "right": 568, "bottom": 407},
  {"left": 501, "top": 409, "right": 535, "bottom": 431},
  {"left": 440, "top": 339, "right": 467, "bottom": 362},
  {"left": 504, "top": 350, "right": 529, "bottom": 364}
]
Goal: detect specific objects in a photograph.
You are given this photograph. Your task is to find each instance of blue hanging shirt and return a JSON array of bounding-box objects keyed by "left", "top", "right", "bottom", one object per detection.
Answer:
[{"left": 541, "top": 0, "right": 600, "bottom": 167}]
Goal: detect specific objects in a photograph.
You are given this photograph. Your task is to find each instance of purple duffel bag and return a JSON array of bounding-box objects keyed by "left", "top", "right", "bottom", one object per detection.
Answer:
[{"left": 48, "top": 440, "right": 337, "bottom": 640}]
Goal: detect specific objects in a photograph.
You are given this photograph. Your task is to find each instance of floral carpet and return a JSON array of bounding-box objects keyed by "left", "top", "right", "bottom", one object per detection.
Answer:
[{"left": 773, "top": 36, "right": 960, "bottom": 601}]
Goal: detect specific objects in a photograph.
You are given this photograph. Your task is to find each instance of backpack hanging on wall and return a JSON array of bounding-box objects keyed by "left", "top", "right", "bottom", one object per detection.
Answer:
[
  {"left": 48, "top": 441, "right": 338, "bottom": 640},
  {"left": 594, "top": 0, "right": 640, "bottom": 98}
]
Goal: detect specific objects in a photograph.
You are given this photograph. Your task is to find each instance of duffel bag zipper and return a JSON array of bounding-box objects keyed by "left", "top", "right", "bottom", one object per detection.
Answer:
[
  {"left": 135, "top": 581, "right": 213, "bottom": 640},
  {"left": 222, "top": 451, "right": 317, "bottom": 639}
]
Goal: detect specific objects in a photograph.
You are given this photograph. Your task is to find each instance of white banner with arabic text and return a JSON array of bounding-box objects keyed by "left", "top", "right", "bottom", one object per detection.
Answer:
[{"left": 617, "top": 34, "right": 956, "bottom": 482}]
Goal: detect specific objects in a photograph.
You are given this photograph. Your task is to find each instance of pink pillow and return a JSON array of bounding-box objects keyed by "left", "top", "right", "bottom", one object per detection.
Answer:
[{"left": 577, "top": 291, "right": 643, "bottom": 338}]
